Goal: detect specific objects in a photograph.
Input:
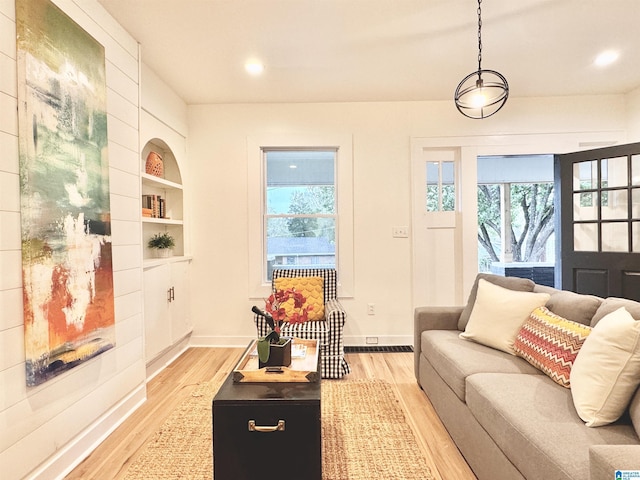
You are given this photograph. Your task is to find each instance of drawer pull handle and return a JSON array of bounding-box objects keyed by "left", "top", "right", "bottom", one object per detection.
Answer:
[{"left": 248, "top": 419, "right": 285, "bottom": 432}]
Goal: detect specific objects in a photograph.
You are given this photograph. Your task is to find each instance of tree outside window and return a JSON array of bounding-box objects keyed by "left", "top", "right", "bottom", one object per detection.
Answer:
[{"left": 477, "top": 183, "right": 555, "bottom": 272}]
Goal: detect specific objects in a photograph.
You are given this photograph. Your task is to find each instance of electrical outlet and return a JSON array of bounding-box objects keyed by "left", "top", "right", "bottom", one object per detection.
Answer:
[
  {"left": 367, "top": 303, "right": 375, "bottom": 315},
  {"left": 392, "top": 226, "right": 409, "bottom": 238},
  {"left": 366, "top": 336, "right": 379, "bottom": 345}
]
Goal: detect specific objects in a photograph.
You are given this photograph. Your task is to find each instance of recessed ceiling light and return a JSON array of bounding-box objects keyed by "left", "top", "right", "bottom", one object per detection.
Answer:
[
  {"left": 594, "top": 50, "right": 619, "bottom": 67},
  {"left": 245, "top": 61, "right": 265, "bottom": 76}
]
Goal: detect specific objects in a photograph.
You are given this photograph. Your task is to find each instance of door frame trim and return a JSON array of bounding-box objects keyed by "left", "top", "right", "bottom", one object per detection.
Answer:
[{"left": 410, "top": 131, "right": 626, "bottom": 309}]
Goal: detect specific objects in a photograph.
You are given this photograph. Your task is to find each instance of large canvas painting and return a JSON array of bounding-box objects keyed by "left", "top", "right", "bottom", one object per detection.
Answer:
[{"left": 16, "top": 0, "right": 115, "bottom": 386}]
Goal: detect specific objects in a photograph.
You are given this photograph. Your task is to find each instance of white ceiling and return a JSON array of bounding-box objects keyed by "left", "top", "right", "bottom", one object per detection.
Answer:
[{"left": 97, "top": 0, "right": 640, "bottom": 105}]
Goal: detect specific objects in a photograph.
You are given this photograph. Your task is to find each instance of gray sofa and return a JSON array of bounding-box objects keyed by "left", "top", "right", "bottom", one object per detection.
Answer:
[{"left": 414, "top": 273, "right": 640, "bottom": 480}]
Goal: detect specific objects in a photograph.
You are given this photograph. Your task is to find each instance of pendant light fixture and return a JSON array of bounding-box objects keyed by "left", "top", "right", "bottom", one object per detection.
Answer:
[{"left": 454, "top": 0, "right": 509, "bottom": 119}]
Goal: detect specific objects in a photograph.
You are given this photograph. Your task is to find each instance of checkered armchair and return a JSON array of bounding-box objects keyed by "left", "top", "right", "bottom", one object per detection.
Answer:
[{"left": 254, "top": 268, "right": 350, "bottom": 379}]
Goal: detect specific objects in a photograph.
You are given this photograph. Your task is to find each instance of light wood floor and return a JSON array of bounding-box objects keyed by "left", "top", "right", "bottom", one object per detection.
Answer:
[{"left": 66, "top": 348, "right": 477, "bottom": 480}]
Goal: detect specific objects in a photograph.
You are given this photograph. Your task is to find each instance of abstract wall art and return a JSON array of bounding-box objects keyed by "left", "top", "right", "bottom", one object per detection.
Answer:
[{"left": 16, "top": 0, "right": 115, "bottom": 386}]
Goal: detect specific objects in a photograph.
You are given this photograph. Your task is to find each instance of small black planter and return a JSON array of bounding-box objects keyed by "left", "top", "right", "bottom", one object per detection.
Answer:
[{"left": 259, "top": 337, "right": 292, "bottom": 368}]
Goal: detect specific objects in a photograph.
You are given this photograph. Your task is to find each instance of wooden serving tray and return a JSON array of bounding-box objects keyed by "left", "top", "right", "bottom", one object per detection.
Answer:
[{"left": 233, "top": 338, "right": 320, "bottom": 383}]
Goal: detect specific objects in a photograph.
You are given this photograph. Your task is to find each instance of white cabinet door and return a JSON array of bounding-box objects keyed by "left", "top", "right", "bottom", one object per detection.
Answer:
[
  {"left": 143, "top": 263, "right": 172, "bottom": 361},
  {"left": 170, "top": 260, "right": 191, "bottom": 343}
]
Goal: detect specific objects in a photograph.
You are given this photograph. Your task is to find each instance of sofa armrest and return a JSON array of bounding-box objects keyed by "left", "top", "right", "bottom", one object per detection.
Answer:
[
  {"left": 415, "top": 306, "right": 463, "bottom": 333},
  {"left": 414, "top": 306, "right": 464, "bottom": 382},
  {"left": 590, "top": 444, "right": 640, "bottom": 480}
]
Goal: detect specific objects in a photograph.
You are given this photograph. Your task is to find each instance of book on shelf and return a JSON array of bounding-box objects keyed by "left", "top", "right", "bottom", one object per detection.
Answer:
[{"left": 142, "top": 194, "right": 166, "bottom": 219}]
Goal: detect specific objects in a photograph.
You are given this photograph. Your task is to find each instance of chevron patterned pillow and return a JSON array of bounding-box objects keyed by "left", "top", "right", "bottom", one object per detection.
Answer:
[{"left": 514, "top": 306, "right": 592, "bottom": 388}]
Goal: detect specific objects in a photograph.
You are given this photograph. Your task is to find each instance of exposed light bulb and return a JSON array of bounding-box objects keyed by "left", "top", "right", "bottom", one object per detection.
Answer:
[{"left": 469, "top": 90, "right": 487, "bottom": 108}]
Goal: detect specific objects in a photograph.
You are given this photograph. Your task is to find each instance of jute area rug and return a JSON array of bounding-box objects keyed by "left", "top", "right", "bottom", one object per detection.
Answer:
[{"left": 124, "top": 378, "right": 434, "bottom": 480}]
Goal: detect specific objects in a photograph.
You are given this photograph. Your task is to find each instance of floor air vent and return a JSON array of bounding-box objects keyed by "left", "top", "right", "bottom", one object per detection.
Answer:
[{"left": 345, "top": 345, "right": 414, "bottom": 353}]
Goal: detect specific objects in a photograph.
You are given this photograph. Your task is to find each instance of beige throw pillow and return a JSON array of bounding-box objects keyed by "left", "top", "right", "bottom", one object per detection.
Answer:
[
  {"left": 458, "top": 273, "right": 535, "bottom": 330},
  {"left": 570, "top": 307, "right": 640, "bottom": 427},
  {"left": 459, "top": 279, "right": 550, "bottom": 355}
]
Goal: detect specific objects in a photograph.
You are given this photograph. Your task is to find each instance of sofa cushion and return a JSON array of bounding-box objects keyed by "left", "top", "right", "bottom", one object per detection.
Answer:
[
  {"left": 571, "top": 307, "right": 640, "bottom": 427},
  {"left": 592, "top": 297, "right": 640, "bottom": 326},
  {"left": 514, "top": 306, "right": 592, "bottom": 387},
  {"left": 421, "top": 330, "right": 541, "bottom": 402},
  {"left": 458, "top": 273, "right": 536, "bottom": 331},
  {"left": 545, "top": 290, "right": 603, "bottom": 326},
  {"left": 466, "top": 373, "right": 639, "bottom": 480},
  {"left": 460, "top": 279, "right": 550, "bottom": 354}
]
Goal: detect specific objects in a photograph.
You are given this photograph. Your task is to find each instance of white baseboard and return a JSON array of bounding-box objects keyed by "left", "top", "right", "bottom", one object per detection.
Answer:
[
  {"left": 146, "top": 332, "right": 192, "bottom": 381},
  {"left": 190, "top": 334, "right": 413, "bottom": 347},
  {"left": 29, "top": 384, "right": 147, "bottom": 480}
]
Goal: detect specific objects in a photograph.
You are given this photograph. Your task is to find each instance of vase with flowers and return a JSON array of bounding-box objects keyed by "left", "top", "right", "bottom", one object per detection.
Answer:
[{"left": 251, "top": 288, "right": 313, "bottom": 368}]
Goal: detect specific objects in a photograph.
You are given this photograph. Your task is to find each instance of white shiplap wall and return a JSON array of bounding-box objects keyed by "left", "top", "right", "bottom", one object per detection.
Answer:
[{"left": 0, "top": 1, "right": 146, "bottom": 479}]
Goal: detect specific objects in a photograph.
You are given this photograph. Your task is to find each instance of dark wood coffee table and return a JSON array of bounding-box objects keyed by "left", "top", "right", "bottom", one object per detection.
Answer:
[{"left": 212, "top": 341, "right": 321, "bottom": 480}]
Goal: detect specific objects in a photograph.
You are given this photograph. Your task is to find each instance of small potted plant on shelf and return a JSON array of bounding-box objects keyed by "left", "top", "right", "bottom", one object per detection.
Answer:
[
  {"left": 148, "top": 232, "right": 175, "bottom": 258},
  {"left": 251, "top": 288, "right": 313, "bottom": 368}
]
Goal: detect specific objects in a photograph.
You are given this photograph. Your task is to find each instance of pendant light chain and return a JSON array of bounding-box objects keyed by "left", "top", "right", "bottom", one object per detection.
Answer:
[{"left": 477, "top": 0, "right": 483, "bottom": 74}]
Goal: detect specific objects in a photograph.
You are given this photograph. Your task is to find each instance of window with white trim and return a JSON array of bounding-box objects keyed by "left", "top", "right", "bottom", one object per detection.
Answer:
[
  {"left": 426, "top": 160, "right": 456, "bottom": 212},
  {"left": 264, "top": 149, "right": 337, "bottom": 280},
  {"left": 248, "top": 134, "right": 354, "bottom": 298}
]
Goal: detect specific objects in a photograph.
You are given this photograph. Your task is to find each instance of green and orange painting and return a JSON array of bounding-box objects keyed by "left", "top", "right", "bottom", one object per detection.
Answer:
[{"left": 16, "top": 0, "right": 115, "bottom": 386}]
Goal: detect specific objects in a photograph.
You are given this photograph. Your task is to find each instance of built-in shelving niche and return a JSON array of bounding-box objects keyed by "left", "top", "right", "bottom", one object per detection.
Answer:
[{"left": 141, "top": 138, "right": 185, "bottom": 262}]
